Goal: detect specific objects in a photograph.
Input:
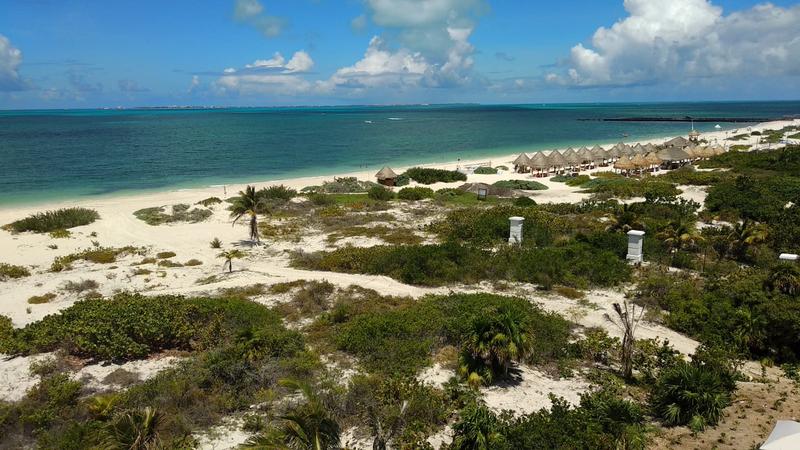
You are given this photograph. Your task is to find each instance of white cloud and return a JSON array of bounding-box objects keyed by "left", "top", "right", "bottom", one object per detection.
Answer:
[
  {"left": 233, "top": 0, "right": 286, "bottom": 37},
  {"left": 324, "top": 36, "right": 429, "bottom": 90},
  {"left": 214, "top": 50, "right": 315, "bottom": 95},
  {"left": 351, "top": 14, "right": 368, "bottom": 32},
  {"left": 549, "top": 0, "right": 800, "bottom": 87},
  {"left": 0, "top": 34, "right": 26, "bottom": 91},
  {"left": 188, "top": 75, "right": 201, "bottom": 93}
]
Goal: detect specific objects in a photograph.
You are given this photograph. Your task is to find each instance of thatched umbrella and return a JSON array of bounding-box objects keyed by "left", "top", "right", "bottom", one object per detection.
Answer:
[
  {"left": 513, "top": 153, "right": 532, "bottom": 172},
  {"left": 710, "top": 144, "right": 726, "bottom": 156},
  {"left": 614, "top": 155, "right": 635, "bottom": 173},
  {"left": 375, "top": 166, "right": 399, "bottom": 186},
  {"left": 644, "top": 143, "right": 658, "bottom": 154},
  {"left": 630, "top": 153, "right": 648, "bottom": 172},
  {"left": 577, "top": 147, "right": 594, "bottom": 168},
  {"left": 528, "top": 151, "right": 550, "bottom": 176},
  {"left": 657, "top": 146, "right": 691, "bottom": 163},
  {"left": 664, "top": 136, "right": 690, "bottom": 148},
  {"left": 645, "top": 152, "right": 663, "bottom": 168},
  {"left": 562, "top": 147, "right": 583, "bottom": 170},
  {"left": 632, "top": 143, "right": 647, "bottom": 155},
  {"left": 606, "top": 144, "right": 622, "bottom": 160},
  {"left": 548, "top": 150, "right": 568, "bottom": 172},
  {"left": 683, "top": 145, "right": 699, "bottom": 159},
  {"left": 697, "top": 145, "right": 714, "bottom": 159}
]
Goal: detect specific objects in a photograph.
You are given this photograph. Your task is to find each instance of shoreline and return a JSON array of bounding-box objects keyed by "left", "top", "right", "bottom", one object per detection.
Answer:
[{"left": 0, "top": 119, "right": 794, "bottom": 219}]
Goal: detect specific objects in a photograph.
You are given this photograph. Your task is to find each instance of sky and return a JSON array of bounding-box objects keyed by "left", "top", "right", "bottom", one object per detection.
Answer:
[{"left": 1, "top": 0, "right": 799, "bottom": 109}]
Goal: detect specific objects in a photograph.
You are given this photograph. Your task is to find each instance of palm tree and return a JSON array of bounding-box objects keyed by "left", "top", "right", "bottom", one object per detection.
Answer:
[
  {"left": 244, "top": 379, "right": 340, "bottom": 450},
  {"left": 605, "top": 301, "right": 644, "bottom": 379},
  {"left": 103, "top": 407, "right": 163, "bottom": 450},
  {"left": 766, "top": 264, "right": 800, "bottom": 296},
  {"left": 230, "top": 185, "right": 262, "bottom": 244},
  {"left": 657, "top": 219, "right": 704, "bottom": 253},
  {"left": 650, "top": 361, "right": 731, "bottom": 431},
  {"left": 459, "top": 310, "right": 532, "bottom": 387},
  {"left": 725, "top": 219, "right": 768, "bottom": 260},
  {"left": 607, "top": 203, "right": 643, "bottom": 233},
  {"left": 218, "top": 249, "right": 246, "bottom": 273},
  {"left": 450, "top": 403, "right": 504, "bottom": 450}
]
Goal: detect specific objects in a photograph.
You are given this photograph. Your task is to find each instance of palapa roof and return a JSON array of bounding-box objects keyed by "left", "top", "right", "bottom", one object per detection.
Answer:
[
  {"left": 375, "top": 166, "right": 398, "bottom": 179},
  {"left": 590, "top": 145, "right": 606, "bottom": 159},
  {"left": 632, "top": 143, "right": 646, "bottom": 155},
  {"left": 657, "top": 146, "right": 691, "bottom": 161},
  {"left": 630, "top": 153, "right": 648, "bottom": 168},
  {"left": 561, "top": 147, "right": 583, "bottom": 165},
  {"left": 664, "top": 136, "right": 690, "bottom": 148},
  {"left": 644, "top": 143, "right": 658, "bottom": 153},
  {"left": 614, "top": 155, "right": 635, "bottom": 170},
  {"left": 709, "top": 144, "right": 726, "bottom": 156},
  {"left": 645, "top": 152, "right": 663, "bottom": 165},
  {"left": 528, "top": 151, "right": 550, "bottom": 170},
  {"left": 548, "top": 150, "right": 568, "bottom": 168},
  {"left": 684, "top": 145, "right": 699, "bottom": 158},
  {"left": 513, "top": 153, "right": 532, "bottom": 167},
  {"left": 606, "top": 145, "right": 622, "bottom": 158},
  {"left": 577, "top": 147, "right": 594, "bottom": 162}
]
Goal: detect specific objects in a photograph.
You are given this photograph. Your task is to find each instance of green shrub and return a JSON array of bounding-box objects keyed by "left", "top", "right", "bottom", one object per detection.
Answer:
[
  {"left": 0, "top": 263, "right": 30, "bottom": 280},
  {"left": 308, "top": 192, "right": 337, "bottom": 206},
  {"left": 197, "top": 197, "right": 222, "bottom": 207},
  {"left": 4, "top": 207, "right": 100, "bottom": 233},
  {"left": 397, "top": 186, "right": 435, "bottom": 201},
  {"left": 48, "top": 229, "right": 71, "bottom": 239},
  {"left": 513, "top": 196, "right": 536, "bottom": 207},
  {"left": 368, "top": 186, "right": 395, "bottom": 201},
  {"left": 394, "top": 173, "right": 410, "bottom": 187},
  {"left": 0, "top": 293, "right": 288, "bottom": 361},
  {"left": 257, "top": 185, "right": 297, "bottom": 203},
  {"left": 51, "top": 246, "right": 144, "bottom": 272},
  {"left": 658, "top": 167, "right": 734, "bottom": 186},
  {"left": 184, "top": 259, "right": 203, "bottom": 267},
  {"left": 134, "top": 204, "right": 212, "bottom": 226},
  {"left": 158, "top": 260, "right": 183, "bottom": 268},
  {"left": 552, "top": 175, "right": 590, "bottom": 186},
  {"left": 403, "top": 167, "right": 467, "bottom": 184},
  {"left": 28, "top": 293, "right": 57, "bottom": 304},
  {"left": 650, "top": 360, "right": 733, "bottom": 431},
  {"left": 156, "top": 251, "right": 176, "bottom": 259},
  {"left": 580, "top": 177, "right": 680, "bottom": 200},
  {"left": 210, "top": 237, "right": 222, "bottom": 249},
  {"left": 493, "top": 180, "right": 548, "bottom": 190},
  {"left": 311, "top": 177, "right": 380, "bottom": 193},
  {"left": 334, "top": 292, "right": 571, "bottom": 374},
  {"left": 473, "top": 166, "right": 497, "bottom": 175},
  {"left": 292, "top": 241, "right": 630, "bottom": 288}
]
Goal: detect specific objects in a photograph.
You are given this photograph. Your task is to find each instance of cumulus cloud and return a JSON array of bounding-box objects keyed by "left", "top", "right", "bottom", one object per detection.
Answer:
[
  {"left": 323, "top": 36, "right": 429, "bottom": 90},
  {"left": 0, "top": 34, "right": 26, "bottom": 91},
  {"left": 233, "top": 0, "right": 286, "bottom": 37},
  {"left": 214, "top": 50, "right": 315, "bottom": 95},
  {"left": 549, "top": 0, "right": 800, "bottom": 87}
]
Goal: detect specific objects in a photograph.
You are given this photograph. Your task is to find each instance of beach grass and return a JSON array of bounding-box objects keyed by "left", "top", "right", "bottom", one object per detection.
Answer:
[
  {"left": 0, "top": 263, "right": 30, "bottom": 281},
  {"left": 133, "top": 204, "right": 212, "bottom": 226},
  {"left": 3, "top": 207, "right": 99, "bottom": 233}
]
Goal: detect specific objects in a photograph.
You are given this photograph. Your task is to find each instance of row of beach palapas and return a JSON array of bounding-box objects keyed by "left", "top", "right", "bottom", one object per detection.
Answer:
[{"left": 512, "top": 135, "right": 728, "bottom": 177}]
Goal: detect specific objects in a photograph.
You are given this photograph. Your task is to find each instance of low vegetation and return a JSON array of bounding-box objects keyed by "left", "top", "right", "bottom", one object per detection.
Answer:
[
  {"left": 403, "top": 167, "right": 467, "bottom": 184},
  {"left": 133, "top": 204, "right": 213, "bottom": 225},
  {"left": 0, "top": 263, "right": 30, "bottom": 281},
  {"left": 51, "top": 246, "right": 145, "bottom": 272},
  {"left": 3, "top": 207, "right": 99, "bottom": 233},
  {"left": 493, "top": 179, "right": 548, "bottom": 190},
  {"left": 473, "top": 166, "right": 497, "bottom": 174}
]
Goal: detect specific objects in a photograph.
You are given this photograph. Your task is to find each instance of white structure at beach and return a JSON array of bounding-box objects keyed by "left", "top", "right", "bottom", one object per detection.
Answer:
[
  {"left": 509, "top": 216, "right": 524, "bottom": 245},
  {"left": 626, "top": 230, "right": 645, "bottom": 264},
  {"left": 779, "top": 253, "right": 799, "bottom": 262}
]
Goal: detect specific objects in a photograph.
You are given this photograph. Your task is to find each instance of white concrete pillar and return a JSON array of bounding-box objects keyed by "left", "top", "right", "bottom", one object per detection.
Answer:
[
  {"left": 779, "top": 253, "right": 799, "bottom": 262},
  {"left": 626, "top": 230, "right": 645, "bottom": 264},
  {"left": 509, "top": 216, "right": 524, "bottom": 245}
]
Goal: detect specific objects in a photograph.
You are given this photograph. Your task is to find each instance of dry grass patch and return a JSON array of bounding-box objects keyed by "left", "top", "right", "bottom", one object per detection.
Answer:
[
  {"left": 28, "top": 293, "right": 57, "bottom": 304},
  {"left": 325, "top": 225, "right": 424, "bottom": 245}
]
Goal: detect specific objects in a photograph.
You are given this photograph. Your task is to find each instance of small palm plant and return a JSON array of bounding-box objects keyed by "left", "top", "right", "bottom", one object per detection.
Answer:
[
  {"left": 230, "top": 185, "right": 263, "bottom": 244},
  {"left": 459, "top": 309, "right": 532, "bottom": 387},
  {"left": 102, "top": 406, "right": 163, "bottom": 450},
  {"left": 243, "top": 379, "right": 340, "bottom": 450},
  {"left": 450, "top": 402, "right": 504, "bottom": 450},
  {"left": 218, "top": 249, "right": 246, "bottom": 273},
  {"left": 650, "top": 361, "right": 731, "bottom": 431}
]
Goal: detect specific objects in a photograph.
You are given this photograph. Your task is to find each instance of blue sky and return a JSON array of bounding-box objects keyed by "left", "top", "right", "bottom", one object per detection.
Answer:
[{"left": 1, "top": 0, "right": 799, "bottom": 108}]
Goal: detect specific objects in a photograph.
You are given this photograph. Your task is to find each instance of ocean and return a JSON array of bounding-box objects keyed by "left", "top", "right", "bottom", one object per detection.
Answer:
[{"left": 0, "top": 101, "right": 798, "bottom": 206}]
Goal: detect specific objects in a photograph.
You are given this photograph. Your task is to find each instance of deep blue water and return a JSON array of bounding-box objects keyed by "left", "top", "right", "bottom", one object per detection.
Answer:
[{"left": 0, "top": 102, "right": 798, "bottom": 206}]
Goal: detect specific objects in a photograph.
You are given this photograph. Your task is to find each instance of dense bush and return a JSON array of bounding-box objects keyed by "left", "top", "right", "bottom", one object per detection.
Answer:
[
  {"left": 513, "top": 196, "right": 536, "bottom": 207},
  {"left": 404, "top": 167, "right": 467, "bottom": 184},
  {"left": 492, "top": 179, "right": 548, "bottom": 190},
  {"left": 51, "top": 246, "right": 144, "bottom": 272},
  {"left": 196, "top": 197, "right": 222, "bottom": 207},
  {"left": 658, "top": 167, "right": 733, "bottom": 186},
  {"left": 367, "top": 186, "right": 395, "bottom": 201},
  {"left": 650, "top": 360, "right": 734, "bottom": 431},
  {"left": 394, "top": 172, "right": 410, "bottom": 187},
  {"left": 397, "top": 186, "right": 435, "bottom": 201},
  {"left": 134, "top": 204, "right": 213, "bottom": 225},
  {"left": 0, "top": 262, "right": 30, "bottom": 281},
  {"left": 473, "top": 166, "right": 497, "bottom": 175},
  {"left": 581, "top": 177, "right": 680, "bottom": 200},
  {"left": 450, "top": 389, "right": 647, "bottom": 450},
  {"left": 4, "top": 207, "right": 100, "bottom": 233},
  {"left": 293, "top": 241, "right": 630, "bottom": 288},
  {"left": 0, "top": 293, "right": 293, "bottom": 361},
  {"left": 311, "top": 177, "right": 382, "bottom": 193},
  {"left": 333, "top": 293, "right": 571, "bottom": 374}
]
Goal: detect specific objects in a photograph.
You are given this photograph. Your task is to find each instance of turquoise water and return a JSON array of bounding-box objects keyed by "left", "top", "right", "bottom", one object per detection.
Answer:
[{"left": 0, "top": 102, "right": 798, "bottom": 206}]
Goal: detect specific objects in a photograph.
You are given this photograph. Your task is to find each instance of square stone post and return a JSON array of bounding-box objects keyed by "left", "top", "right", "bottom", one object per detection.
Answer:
[
  {"left": 626, "top": 230, "right": 645, "bottom": 264},
  {"left": 509, "top": 216, "right": 524, "bottom": 245}
]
